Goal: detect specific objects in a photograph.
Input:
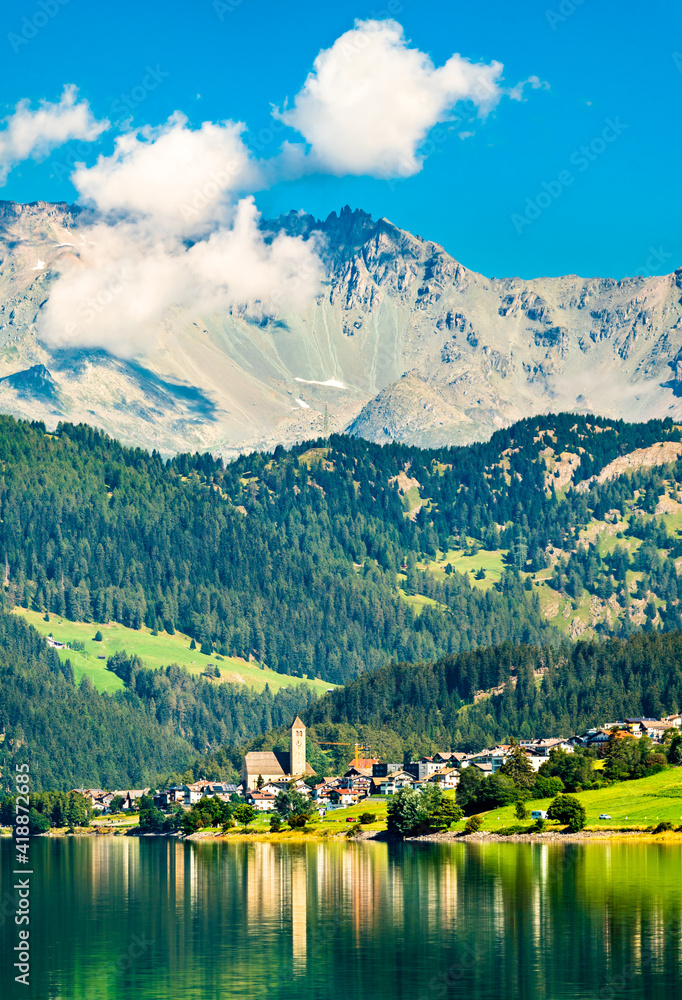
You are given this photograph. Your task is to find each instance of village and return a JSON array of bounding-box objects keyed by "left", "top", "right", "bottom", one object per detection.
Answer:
[{"left": 72, "top": 712, "right": 682, "bottom": 819}]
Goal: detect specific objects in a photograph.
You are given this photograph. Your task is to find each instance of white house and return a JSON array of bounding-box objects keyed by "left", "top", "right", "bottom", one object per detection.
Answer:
[{"left": 246, "top": 791, "right": 276, "bottom": 812}]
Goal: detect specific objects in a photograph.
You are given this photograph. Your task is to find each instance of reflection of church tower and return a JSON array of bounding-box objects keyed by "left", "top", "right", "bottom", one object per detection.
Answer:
[{"left": 290, "top": 716, "right": 306, "bottom": 776}]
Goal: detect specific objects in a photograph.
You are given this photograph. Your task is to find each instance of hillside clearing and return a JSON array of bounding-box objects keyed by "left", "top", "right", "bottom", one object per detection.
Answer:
[{"left": 15, "top": 609, "right": 333, "bottom": 696}]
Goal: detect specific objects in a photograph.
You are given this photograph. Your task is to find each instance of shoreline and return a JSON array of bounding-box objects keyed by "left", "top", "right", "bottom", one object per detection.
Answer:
[
  {"left": 8, "top": 826, "right": 682, "bottom": 844},
  {"left": 404, "top": 828, "right": 682, "bottom": 844}
]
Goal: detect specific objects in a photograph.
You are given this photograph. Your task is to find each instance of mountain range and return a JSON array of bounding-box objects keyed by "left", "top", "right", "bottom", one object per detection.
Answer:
[{"left": 1, "top": 199, "right": 682, "bottom": 455}]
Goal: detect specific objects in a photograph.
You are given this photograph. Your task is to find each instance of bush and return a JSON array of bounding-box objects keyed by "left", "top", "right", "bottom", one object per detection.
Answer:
[
  {"left": 532, "top": 818, "right": 546, "bottom": 833},
  {"left": 651, "top": 821, "right": 674, "bottom": 834},
  {"left": 387, "top": 786, "right": 427, "bottom": 836},
  {"left": 515, "top": 800, "right": 528, "bottom": 820},
  {"left": 464, "top": 814, "right": 483, "bottom": 834},
  {"left": 428, "top": 798, "right": 463, "bottom": 831},
  {"left": 359, "top": 812, "right": 376, "bottom": 825},
  {"left": 94, "top": 630, "right": 103, "bottom": 642},
  {"left": 269, "top": 814, "right": 282, "bottom": 833},
  {"left": 233, "top": 803, "right": 256, "bottom": 828},
  {"left": 534, "top": 775, "right": 564, "bottom": 799},
  {"left": 547, "top": 794, "right": 587, "bottom": 832},
  {"left": 28, "top": 808, "right": 50, "bottom": 835}
]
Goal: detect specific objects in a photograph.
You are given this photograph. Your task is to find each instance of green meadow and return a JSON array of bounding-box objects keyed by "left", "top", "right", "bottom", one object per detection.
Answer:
[
  {"left": 14, "top": 609, "right": 333, "bottom": 696},
  {"left": 471, "top": 768, "right": 682, "bottom": 832}
]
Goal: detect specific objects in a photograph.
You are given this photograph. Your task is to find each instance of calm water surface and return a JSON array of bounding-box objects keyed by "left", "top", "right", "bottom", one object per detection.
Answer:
[{"left": 1, "top": 837, "right": 681, "bottom": 999}]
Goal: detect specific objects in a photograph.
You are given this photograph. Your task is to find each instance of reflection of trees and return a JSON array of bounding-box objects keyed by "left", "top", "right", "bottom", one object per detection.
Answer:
[{"left": 10, "top": 839, "right": 682, "bottom": 1000}]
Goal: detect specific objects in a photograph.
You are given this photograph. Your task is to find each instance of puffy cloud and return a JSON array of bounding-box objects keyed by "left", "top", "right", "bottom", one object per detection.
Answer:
[
  {"left": 275, "top": 19, "right": 507, "bottom": 178},
  {"left": 0, "top": 85, "right": 108, "bottom": 185},
  {"left": 39, "top": 198, "right": 322, "bottom": 356},
  {"left": 39, "top": 111, "right": 321, "bottom": 355},
  {"left": 32, "top": 20, "right": 544, "bottom": 357},
  {"left": 72, "top": 113, "right": 259, "bottom": 237}
]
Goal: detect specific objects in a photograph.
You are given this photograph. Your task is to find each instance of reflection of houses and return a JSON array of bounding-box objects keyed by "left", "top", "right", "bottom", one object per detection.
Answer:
[{"left": 242, "top": 716, "right": 315, "bottom": 791}]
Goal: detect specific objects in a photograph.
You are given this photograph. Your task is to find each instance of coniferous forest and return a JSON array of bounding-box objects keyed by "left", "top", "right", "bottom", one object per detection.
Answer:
[
  {"left": 2, "top": 412, "right": 681, "bottom": 682},
  {"left": 2, "top": 412, "right": 682, "bottom": 786}
]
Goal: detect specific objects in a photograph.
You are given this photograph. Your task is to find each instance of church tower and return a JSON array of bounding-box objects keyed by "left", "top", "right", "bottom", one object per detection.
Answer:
[{"left": 289, "top": 716, "right": 306, "bottom": 776}]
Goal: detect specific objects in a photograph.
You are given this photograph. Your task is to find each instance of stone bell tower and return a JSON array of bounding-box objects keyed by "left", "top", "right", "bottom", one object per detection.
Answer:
[{"left": 289, "top": 716, "right": 306, "bottom": 777}]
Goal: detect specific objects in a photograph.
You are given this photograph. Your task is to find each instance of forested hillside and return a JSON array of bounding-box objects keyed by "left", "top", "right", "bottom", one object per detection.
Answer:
[
  {"left": 310, "top": 630, "right": 682, "bottom": 750},
  {"left": 0, "top": 609, "right": 315, "bottom": 789},
  {"left": 2, "top": 413, "right": 682, "bottom": 684},
  {"left": 202, "top": 631, "right": 682, "bottom": 774}
]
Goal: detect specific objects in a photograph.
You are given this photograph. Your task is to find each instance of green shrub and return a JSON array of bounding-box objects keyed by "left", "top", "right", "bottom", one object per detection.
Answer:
[
  {"left": 360, "top": 812, "right": 377, "bottom": 825},
  {"left": 547, "top": 794, "right": 587, "bottom": 832},
  {"left": 651, "top": 821, "right": 674, "bottom": 834},
  {"left": 94, "top": 630, "right": 103, "bottom": 642},
  {"left": 464, "top": 814, "right": 483, "bottom": 834},
  {"left": 515, "top": 800, "right": 528, "bottom": 820},
  {"left": 269, "top": 814, "right": 282, "bottom": 833},
  {"left": 534, "top": 775, "right": 564, "bottom": 799}
]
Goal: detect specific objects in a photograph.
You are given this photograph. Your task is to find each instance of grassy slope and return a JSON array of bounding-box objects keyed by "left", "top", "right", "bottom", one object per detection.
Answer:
[
  {"left": 472, "top": 768, "right": 682, "bottom": 832},
  {"left": 14, "top": 609, "right": 333, "bottom": 696},
  {"left": 218, "top": 772, "right": 682, "bottom": 837}
]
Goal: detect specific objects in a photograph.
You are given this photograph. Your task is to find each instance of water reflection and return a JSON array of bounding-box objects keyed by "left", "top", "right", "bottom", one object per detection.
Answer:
[{"left": 1, "top": 838, "right": 681, "bottom": 999}]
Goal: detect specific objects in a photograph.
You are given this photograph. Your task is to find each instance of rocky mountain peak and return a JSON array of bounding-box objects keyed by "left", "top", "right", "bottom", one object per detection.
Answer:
[{"left": 1, "top": 199, "right": 682, "bottom": 455}]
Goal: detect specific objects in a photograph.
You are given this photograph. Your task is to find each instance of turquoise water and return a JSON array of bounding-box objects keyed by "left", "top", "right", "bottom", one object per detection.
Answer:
[{"left": 1, "top": 837, "right": 681, "bottom": 998}]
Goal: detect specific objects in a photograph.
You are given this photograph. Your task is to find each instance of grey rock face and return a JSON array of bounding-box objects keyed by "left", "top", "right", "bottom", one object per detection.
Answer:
[{"left": 1, "top": 199, "right": 681, "bottom": 454}]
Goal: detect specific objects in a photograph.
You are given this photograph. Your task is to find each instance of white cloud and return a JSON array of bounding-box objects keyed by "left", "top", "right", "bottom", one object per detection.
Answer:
[
  {"left": 38, "top": 111, "right": 321, "bottom": 355},
  {"left": 508, "top": 75, "right": 550, "bottom": 102},
  {"left": 72, "top": 112, "right": 259, "bottom": 237},
  {"left": 31, "top": 20, "right": 545, "bottom": 357},
  {"left": 275, "top": 19, "right": 507, "bottom": 178},
  {"left": 38, "top": 198, "right": 322, "bottom": 356},
  {"left": 0, "top": 85, "right": 108, "bottom": 185}
]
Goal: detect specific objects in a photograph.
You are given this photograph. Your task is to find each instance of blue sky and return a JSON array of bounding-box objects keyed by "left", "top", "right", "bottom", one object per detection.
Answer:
[{"left": 1, "top": 0, "right": 680, "bottom": 279}]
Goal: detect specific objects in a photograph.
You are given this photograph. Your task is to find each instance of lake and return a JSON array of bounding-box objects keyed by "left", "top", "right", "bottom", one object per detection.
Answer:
[{"left": 1, "top": 837, "right": 681, "bottom": 998}]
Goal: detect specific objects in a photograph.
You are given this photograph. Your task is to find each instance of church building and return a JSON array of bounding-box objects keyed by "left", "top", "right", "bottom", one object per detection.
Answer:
[{"left": 241, "top": 716, "right": 315, "bottom": 791}]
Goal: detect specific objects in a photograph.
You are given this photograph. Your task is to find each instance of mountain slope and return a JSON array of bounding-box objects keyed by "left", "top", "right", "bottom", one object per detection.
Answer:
[
  {"left": 5, "top": 412, "right": 682, "bottom": 685},
  {"left": 1, "top": 201, "right": 682, "bottom": 454}
]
